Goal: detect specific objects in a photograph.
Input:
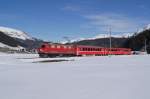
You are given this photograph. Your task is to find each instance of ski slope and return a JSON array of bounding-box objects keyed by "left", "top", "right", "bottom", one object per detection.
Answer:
[{"left": 0, "top": 54, "right": 150, "bottom": 99}]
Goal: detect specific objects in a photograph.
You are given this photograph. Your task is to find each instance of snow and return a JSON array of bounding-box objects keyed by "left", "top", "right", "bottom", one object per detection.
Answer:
[
  {"left": 0, "top": 42, "right": 9, "bottom": 48},
  {"left": 0, "top": 42, "right": 25, "bottom": 50},
  {"left": 0, "top": 54, "right": 150, "bottom": 99},
  {"left": 92, "top": 33, "right": 132, "bottom": 39},
  {"left": 62, "top": 24, "right": 150, "bottom": 44},
  {"left": 0, "top": 26, "right": 33, "bottom": 40},
  {"left": 136, "top": 24, "right": 150, "bottom": 34},
  {"left": 61, "top": 33, "right": 132, "bottom": 44},
  {"left": 145, "top": 24, "right": 150, "bottom": 30}
]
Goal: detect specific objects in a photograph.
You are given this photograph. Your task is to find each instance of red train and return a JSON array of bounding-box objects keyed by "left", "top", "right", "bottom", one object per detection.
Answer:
[{"left": 37, "top": 43, "right": 131, "bottom": 57}]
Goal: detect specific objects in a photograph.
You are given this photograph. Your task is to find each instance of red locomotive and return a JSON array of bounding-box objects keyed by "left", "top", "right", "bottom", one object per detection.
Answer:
[{"left": 37, "top": 43, "right": 131, "bottom": 57}]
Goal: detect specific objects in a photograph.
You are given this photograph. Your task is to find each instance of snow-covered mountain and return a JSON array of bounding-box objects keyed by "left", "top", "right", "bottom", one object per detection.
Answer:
[
  {"left": 90, "top": 33, "right": 132, "bottom": 39},
  {"left": 0, "top": 42, "right": 24, "bottom": 50},
  {"left": 0, "top": 26, "right": 43, "bottom": 51},
  {"left": 0, "top": 26, "right": 33, "bottom": 40},
  {"left": 136, "top": 24, "right": 150, "bottom": 34},
  {"left": 62, "top": 24, "right": 150, "bottom": 44},
  {"left": 61, "top": 33, "right": 132, "bottom": 44}
]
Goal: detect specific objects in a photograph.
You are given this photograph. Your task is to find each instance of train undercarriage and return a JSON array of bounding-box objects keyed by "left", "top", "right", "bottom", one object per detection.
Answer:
[{"left": 39, "top": 53, "right": 76, "bottom": 58}]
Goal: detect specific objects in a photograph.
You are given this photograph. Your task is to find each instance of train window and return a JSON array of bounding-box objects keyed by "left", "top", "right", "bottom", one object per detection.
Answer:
[
  {"left": 51, "top": 45, "right": 55, "bottom": 48},
  {"left": 82, "top": 48, "right": 84, "bottom": 51},
  {"left": 85, "top": 48, "right": 87, "bottom": 51},
  {"left": 81, "top": 48, "right": 83, "bottom": 51},
  {"left": 57, "top": 45, "right": 61, "bottom": 48},
  {"left": 83, "top": 48, "right": 86, "bottom": 51},
  {"left": 86, "top": 48, "right": 88, "bottom": 51},
  {"left": 64, "top": 46, "right": 67, "bottom": 49},
  {"left": 68, "top": 46, "right": 72, "bottom": 49},
  {"left": 41, "top": 45, "right": 46, "bottom": 48},
  {"left": 81, "top": 48, "right": 84, "bottom": 51},
  {"left": 113, "top": 49, "right": 117, "bottom": 51}
]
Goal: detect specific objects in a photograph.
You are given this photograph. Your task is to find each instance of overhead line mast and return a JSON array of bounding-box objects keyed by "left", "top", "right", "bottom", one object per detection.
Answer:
[
  {"left": 109, "top": 26, "right": 112, "bottom": 55},
  {"left": 145, "top": 39, "right": 147, "bottom": 53}
]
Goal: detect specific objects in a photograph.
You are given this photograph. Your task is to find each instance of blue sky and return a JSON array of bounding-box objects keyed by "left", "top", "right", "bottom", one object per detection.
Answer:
[{"left": 0, "top": 0, "right": 150, "bottom": 41}]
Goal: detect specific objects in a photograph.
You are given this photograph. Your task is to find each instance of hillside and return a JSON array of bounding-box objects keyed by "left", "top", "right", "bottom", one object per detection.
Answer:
[
  {"left": 1, "top": 26, "right": 150, "bottom": 53},
  {"left": 0, "top": 26, "right": 44, "bottom": 51},
  {"left": 72, "top": 37, "right": 128, "bottom": 48},
  {"left": 0, "top": 31, "right": 26, "bottom": 47},
  {"left": 123, "top": 30, "right": 150, "bottom": 53},
  {"left": 68, "top": 24, "right": 150, "bottom": 54},
  {"left": 0, "top": 26, "right": 32, "bottom": 40}
]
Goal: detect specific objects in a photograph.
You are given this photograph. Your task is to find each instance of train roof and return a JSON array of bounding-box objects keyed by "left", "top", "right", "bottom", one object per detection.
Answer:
[{"left": 41, "top": 43, "right": 131, "bottom": 50}]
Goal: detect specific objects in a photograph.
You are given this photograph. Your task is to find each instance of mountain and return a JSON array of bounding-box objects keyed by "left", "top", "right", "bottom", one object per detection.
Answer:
[
  {"left": 0, "top": 31, "right": 26, "bottom": 50},
  {"left": 67, "top": 33, "right": 131, "bottom": 48},
  {"left": 0, "top": 26, "right": 33, "bottom": 40},
  {"left": 69, "top": 24, "right": 150, "bottom": 54},
  {"left": 71, "top": 37, "right": 128, "bottom": 48},
  {"left": 123, "top": 26, "right": 150, "bottom": 53},
  {"left": 62, "top": 33, "right": 132, "bottom": 44},
  {"left": 1, "top": 24, "right": 150, "bottom": 53},
  {"left": 0, "top": 26, "right": 44, "bottom": 52}
]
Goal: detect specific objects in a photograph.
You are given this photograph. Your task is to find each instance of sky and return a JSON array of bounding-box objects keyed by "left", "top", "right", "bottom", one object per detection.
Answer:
[{"left": 0, "top": 0, "right": 150, "bottom": 41}]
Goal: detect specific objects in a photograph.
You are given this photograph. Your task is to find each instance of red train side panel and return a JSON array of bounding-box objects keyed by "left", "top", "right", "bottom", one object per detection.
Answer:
[
  {"left": 37, "top": 43, "right": 76, "bottom": 57},
  {"left": 75, "top": 45, "right": 131, "bottom": 56},
  {"left": 37, "top": 43, "right": 131, "bottom": 57}
]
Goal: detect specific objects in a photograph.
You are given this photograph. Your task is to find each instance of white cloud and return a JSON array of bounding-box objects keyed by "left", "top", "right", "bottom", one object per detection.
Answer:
[{"left": 83, "top": 13, "right": 148, "bottom": 33}]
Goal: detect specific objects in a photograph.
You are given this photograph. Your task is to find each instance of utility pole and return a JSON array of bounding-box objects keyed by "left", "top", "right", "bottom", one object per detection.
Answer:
[
  {"left": 109, "top": 26, "right": 112, "bottom": 55},
  {"left": 145, "top": 39, "right": 147, "bottom": 53},
  {"left": 63, "top": 36, "right": 71, "bottom": 44},
  {"left": 104, "top": 34, "right": 105, "bottom": 48},
  {"left": 104, "top": 34, "right": 106, "bottom": 55}
]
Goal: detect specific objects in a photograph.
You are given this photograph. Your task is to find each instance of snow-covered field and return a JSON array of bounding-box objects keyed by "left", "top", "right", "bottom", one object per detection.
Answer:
[{"left": 0, "top": 53, "right": 150, "bottom": 99}]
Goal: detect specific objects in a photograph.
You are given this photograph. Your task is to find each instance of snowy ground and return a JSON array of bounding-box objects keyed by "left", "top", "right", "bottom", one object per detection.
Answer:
[{"left": 0, "top": 53, "right": 150, "bottom": 99}]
